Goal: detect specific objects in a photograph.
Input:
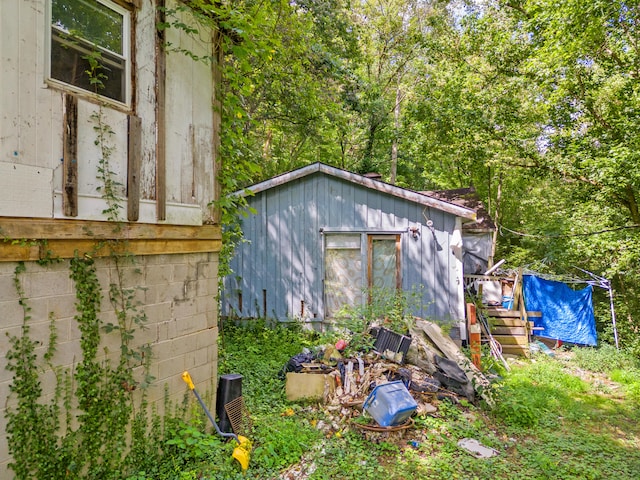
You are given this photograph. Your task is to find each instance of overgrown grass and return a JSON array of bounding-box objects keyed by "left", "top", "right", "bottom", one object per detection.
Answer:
[{"left": 139, "top": 323, "right": 640, "bottom": 479}]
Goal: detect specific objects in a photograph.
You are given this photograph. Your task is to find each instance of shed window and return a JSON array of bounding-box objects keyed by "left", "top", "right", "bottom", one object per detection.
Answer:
[
  {"left": 50, "top": 0, "right": 130, "bottom": 103},
  {"left": 324, "top": 233, "right": 402, "bottom": 319}
]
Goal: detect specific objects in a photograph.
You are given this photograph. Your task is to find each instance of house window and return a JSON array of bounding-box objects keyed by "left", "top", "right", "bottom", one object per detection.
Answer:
[{"left": 50, "top": 0, "right": 130, "bottom": 103}]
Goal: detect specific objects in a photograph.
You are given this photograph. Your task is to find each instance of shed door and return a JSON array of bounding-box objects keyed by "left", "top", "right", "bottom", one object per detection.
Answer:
[
  {"left": 324, "top": 233, "right": 401, "bottom": 319},
  {"left": 368, "top": 235, "right": 401, "bottom": 291},
  {"left": 324, "top": 234, "right": 363, "bottom": 319}
]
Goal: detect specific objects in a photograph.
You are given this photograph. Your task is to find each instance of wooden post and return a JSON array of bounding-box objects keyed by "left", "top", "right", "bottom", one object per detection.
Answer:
[
  {"left": 127, "top": 115, "right": 142, "bottom": 221},
  {"left": 155, "top": 0, "right": 166, "bottom": 221},
  {"left": 467, "top": 303, "right": 481, "bottom": 369},
  {"left": 62, "top": 94, "right": 78, "bottom": 217}
]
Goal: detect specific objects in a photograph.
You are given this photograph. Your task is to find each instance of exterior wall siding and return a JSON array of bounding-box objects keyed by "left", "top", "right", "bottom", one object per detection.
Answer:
[
  {"left": 0, "top": 0, "right": 215, "bottom": 225},
  {"left": 0, "top": 0, "right": 222, "bottom": 476},
  {"left": 223, "top": 173, "right": 465, "bottom": 325}
]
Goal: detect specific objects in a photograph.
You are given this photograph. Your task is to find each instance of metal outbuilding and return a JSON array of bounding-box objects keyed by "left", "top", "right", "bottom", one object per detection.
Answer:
[{"left": 222, "top": 163, "right": 477, "bottom": 328}]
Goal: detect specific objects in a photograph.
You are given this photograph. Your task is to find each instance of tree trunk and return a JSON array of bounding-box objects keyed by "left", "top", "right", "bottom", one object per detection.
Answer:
[{"left": 390, "top": 85, "right": 401, "bottom": 184}]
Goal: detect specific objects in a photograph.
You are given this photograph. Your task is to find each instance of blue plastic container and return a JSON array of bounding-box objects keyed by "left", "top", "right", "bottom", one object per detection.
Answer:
[
  {"left": 502, "top": 295, "right": 514, "bottom": 309},
  {"left": 362, "top": 381, "right": 417, "bottom": 427}
]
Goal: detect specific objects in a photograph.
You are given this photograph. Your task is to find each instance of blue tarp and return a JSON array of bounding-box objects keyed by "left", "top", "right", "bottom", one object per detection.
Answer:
[{"left": 523, "top": 275, "right": 597, "bottom": 346}]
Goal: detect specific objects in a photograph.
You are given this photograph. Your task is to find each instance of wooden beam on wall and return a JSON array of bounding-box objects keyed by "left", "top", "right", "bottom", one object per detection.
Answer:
[
  {"left": 0, "top": 218, "right": 221, "bottom": 241},
  {"left": 62, "top": 94, "right": 78, "bottom": 217},
  {"left": 155, "top": 0, "right": 167, "bottom": 221},
  {"left": 0, "top": 238, "right": 222, "bottom": 262},
  {"left": 127, "top": 115, "right": 142, "bottom": 221},
  {"left": 0, "top": 217, "right": 222, "bottom": 262}
]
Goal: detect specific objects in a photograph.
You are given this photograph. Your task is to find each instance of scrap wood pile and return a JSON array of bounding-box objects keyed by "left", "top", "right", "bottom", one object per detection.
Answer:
[{"left": 282, "top": 318, "right": 494, "bottom": 437}]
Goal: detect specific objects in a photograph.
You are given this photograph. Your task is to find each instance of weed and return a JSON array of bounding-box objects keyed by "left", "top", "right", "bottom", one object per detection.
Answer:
[{"left": 136, "top": 323, "right": 640, "bottom": 478}]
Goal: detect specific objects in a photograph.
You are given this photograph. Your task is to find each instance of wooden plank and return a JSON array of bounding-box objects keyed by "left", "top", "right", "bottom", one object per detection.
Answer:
[
  {"left": 0, "top": 218, "right": 221, "bottom": 240},
  {"left": 0, "top": 238, "right": 222, "bottom": 262},
  {"left": 193, "top": 125, "right": 215, "bottom": 222},
  {"left": 485, "top": 308, "right": 521, "bottom": 318},
  {"left": 63, "top": 94, "right": 78, "bottom": 217},
  {"left": 489, "top": 318, "right": 526, "bottom": 327},
  {"left": 491, "top": 326, "right": 527, "bottom": 336},
  {"left": 501, "top": 345, "right": 530, "bottom": 357},
  {"left": 127, "top": 115, "right": 142, "bottom": 221},
  {"left": 492, "top": 335, "right": 528, "bottom": 346},
  {"left": 155, "top": 0, "right": 166, "bottom": 221},
  {"left": 416, "top": 319, "right": 493, "bottom": 406}
]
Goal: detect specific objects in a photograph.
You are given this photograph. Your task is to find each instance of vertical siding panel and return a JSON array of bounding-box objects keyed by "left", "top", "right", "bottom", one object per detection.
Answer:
[
  {"left": 353, "top": 185, "right": 367, "bottom": 229},
  {"left": 367, "top": 189, "right": 381, "bottom": 228},
  {"left": 379, "top": 195, "right": 394, "bottom": 230},
  {"left": 289, "top": 184, "right": 297, "bottom": 319},
  {"left": 307, "top": 175, "right": 321, "bottom": 320},
  {"left": 341, "top": 178, "right": 354, "bottom": 226},
  {"left": 420, "top": 206, "right": 434, "bottom": 319},
  {"left": 34, "top": 0, "right": 53, "bottom": 169},
  {"left": 432, "top": 209, "right": 448, "bottom": 320},
  {"left": 276, "top": 187, "right": 286, "bottom": 318},
  {"left": 238, "top": 199, "right": 247, "bottom": 316},
  {"left": 317, "top": 173, "right": 328, "bottom": 228},
  {"left": 326, "top": 177, "right": 339, "bottom": 227},
  {"left": 284, "top": 185, "right": 294, "bottom": 318},
  {"left": 0, "top": 1, "right": 19, "bottom": 155},
  {"left": 443, "top": 212, "right": 460, "bottom": 320},
  {"left": 258, "top": 193, "right": 267, "bottom": 317},
  {"left": 294, "top": 181, "right": 306, "bottom": 319},
  {"left": 17, "top": 0, "right": 39, "bottom": 165},
  {"left": 265, "top": 189, "right": 277, "bottom": 318},
  {"left": 245, "top": 197, "right": 256, "bottom": 317}
]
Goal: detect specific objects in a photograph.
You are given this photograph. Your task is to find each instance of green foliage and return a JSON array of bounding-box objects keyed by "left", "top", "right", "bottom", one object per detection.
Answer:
[
  {"left": 126, "top": 322, "right": 640, "bottom": 478},
  {"left": 91, "top": 107, "right": 123, "bottom": 224},
  {"left": 5, "top": 101, "right": 156, "bottom": 479},
  {"left": 571, "top": 344, "right": 640, "bottom": 373},
  {"left": 4, "top": 264, "right": 63, "bottom": 479},
  {"left": 218, "top": 320, "right": 312, "bottom": 414},
  {"left": 251, "top": 416, "right": 321, "bottom": 469}
]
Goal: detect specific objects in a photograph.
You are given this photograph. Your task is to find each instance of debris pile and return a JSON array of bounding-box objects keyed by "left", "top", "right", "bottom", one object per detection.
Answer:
[{"left": 282, "top": 318, "right": 494, "bottom": 439}]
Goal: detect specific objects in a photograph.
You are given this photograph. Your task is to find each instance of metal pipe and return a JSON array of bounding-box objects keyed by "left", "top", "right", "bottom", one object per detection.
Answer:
[{"left": 483, "top": 259, "right": 505, "bottom": 276}]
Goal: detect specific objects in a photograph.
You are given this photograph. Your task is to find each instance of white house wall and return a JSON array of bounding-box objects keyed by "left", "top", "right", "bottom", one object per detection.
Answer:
[
  {"left": 0, "top": 0, "right": 215, "bottom": 225},
  {"left": 223, "top": 173, "right": 465, "bottom": 324},
  {"left": 0, "top": 1, "right": 222, "bottom": 475},
  {"left": 164, "top": 5, "right": 216, "bottom": 212}
]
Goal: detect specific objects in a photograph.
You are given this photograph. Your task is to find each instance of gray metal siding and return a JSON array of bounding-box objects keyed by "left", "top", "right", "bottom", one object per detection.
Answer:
[{"left": 222, "top": 172, "right": 464, "bottom": 323}]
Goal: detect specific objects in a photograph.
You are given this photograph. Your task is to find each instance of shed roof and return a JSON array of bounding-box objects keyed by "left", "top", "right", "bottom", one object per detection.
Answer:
[
  {"left": 233, "top": 162, "right": 477, "bottom": 221},
  {"left": 421, "top": 187, "right": 496, "bottom": 232}
]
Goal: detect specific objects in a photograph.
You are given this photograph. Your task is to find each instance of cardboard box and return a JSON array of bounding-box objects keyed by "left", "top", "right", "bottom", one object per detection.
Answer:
[{"left": 285, "top": 372, "right": 335, "bottom": 402}]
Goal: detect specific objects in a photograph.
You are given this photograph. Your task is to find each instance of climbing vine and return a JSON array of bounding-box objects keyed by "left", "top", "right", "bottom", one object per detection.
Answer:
[
  {"left": 4, "top": 101, "right": 157, "bottom": 480},
  {"left": 5, "top": 3, "right": 245, "bottom": 477},
  {"left": 4, "top": 264, "right": 61, "bottom": 478}
]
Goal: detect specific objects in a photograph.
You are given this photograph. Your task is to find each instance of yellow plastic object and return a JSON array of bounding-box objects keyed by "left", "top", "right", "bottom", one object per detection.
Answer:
[
  {"left": 181, "top": 371, "right": 252, "bottom": 472},
  {"left": 182, "top": 371, "right": 195, "bottom": 390},
  {"left": 233, "top": 435, "right": 251, "bottom": 471}
]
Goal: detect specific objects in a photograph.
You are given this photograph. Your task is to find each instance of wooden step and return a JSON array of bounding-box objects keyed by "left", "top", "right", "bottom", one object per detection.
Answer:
[
  {"left": 489, "top": 318, "right": 526, "bottom": 327},
  {"left": 486, "top": 308, "right": 521, "bottom": 318},
  {"left": 492, "top": 335, "right": 528, "bottom": 346},
  {"left": 500, "top": 344, "right": 530, "bottom": 357},
  {"left": 491, "top": 326, "right": 526, "bottom": 336}
]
